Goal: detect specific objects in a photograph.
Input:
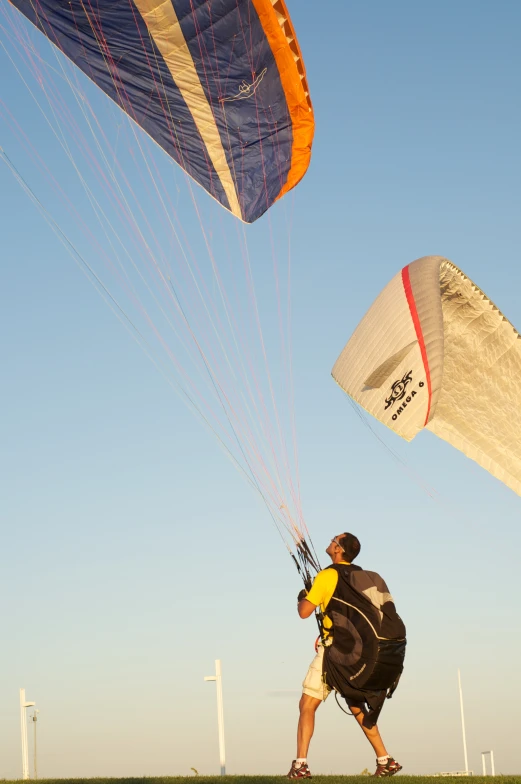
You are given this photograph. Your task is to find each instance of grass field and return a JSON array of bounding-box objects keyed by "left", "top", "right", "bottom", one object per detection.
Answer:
[{"left": 2, "top": 777, "right": 521, "bottom": 784}]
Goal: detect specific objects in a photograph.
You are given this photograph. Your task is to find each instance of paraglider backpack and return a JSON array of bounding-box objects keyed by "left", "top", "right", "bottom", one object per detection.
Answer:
[{"left": 323, "top": 563, "right": 406, "bottom": 694}]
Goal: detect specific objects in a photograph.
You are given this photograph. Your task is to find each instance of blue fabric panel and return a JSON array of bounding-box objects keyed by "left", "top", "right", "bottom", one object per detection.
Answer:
[
  {"left": 11, "top": 0, "right": 294, "bottom": 222},
  {"left": 172, "top": 0, "right": 293, "bottom": 223},
  {"left": 10, "top": 0, "right": 230, "bottom": 214}
]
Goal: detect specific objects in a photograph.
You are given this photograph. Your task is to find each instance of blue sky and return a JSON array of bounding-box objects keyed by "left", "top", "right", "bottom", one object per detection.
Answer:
[{"left": 1, "top": 0, "right": 521, "bottom": 777}]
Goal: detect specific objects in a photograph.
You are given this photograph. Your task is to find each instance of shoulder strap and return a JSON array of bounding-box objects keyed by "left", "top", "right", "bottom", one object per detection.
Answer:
[{"left": 326, "top": 562, "right": 363, "bottom": 575}]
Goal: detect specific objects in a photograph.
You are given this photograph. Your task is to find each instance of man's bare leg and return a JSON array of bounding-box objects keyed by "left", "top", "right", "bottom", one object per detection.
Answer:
[
  {"left": 350, "top": 705, "right": 387, "bottom": 757},
  {"left": 296, "top": 693, "right": 321, "bottom": 758}
]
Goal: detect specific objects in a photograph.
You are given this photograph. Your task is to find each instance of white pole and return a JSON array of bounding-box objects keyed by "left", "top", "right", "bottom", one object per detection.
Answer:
[
  {"left": 204, "top": 659, "right": 226, "bottom": 775},
  {"left": 20, "top": 689, "right": 28, "bottom": 781},
  {"left": 481, "top": 751, "right": 495, "bottom": 776},
  {"left": 19, "top": 689, "right": 35, "bottom": 781},
  {"left": 457, "top": 669, "right": 469, "bottom": 774},
  {"left": 215, "top": 660, "right": 226, "bottom": 776},
  {"left": 33, "top": 710, "right": 39, "bottom": 780}
]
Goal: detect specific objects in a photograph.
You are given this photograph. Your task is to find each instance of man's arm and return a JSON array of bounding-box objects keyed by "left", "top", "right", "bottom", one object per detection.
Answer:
[
  {"left": 298, "top": 597, "right": 317, "bottom": 618},
  {"left": 296, "top": 590, "right": 317, "bottom": 618},
  {"left": 296, "top": 569, "right": 333, "bottom": 619}
]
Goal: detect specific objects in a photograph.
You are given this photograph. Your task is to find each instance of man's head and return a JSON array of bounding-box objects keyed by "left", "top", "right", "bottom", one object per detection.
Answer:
[{"left": 325, "top": 532, "right": 361, "bottom": 564}]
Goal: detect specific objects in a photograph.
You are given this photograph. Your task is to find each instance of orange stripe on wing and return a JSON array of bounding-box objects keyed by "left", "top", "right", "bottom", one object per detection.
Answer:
[{"left": 250, "top": 0, "right": 314, "bottom": 203}]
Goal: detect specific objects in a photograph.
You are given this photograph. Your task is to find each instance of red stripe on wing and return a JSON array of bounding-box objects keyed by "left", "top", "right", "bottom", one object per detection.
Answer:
[{"left": 401, "top": 265, "right": 432, "bottom": 426}]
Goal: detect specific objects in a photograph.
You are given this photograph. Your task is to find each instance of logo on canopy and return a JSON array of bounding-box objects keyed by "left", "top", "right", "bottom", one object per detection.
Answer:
[
  {"left": 221, "top": 68, "right": 267, "bottom": 102},
  {"left": 384, "top": 371, "right": 413, "bottom": 410}
]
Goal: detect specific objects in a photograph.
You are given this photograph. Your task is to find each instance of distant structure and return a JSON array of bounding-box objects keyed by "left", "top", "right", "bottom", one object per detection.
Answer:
[
  {"left": 433, "top": 672, "right": 474, "bottom": 777},
  {"left": 482, "top": 750, "right": 495, "bottom": 776},
  {"left": 31, "top": 708, "right": 40, "bottom": 779},
  {"left": 457, "top": 669, "right": 469, "bottom": 774},
  {"left": 19, "top": 688, "right": 35, "bottom": 780},
  {"left": 204, "top": 659, "right": 226, "bottom": 776}
]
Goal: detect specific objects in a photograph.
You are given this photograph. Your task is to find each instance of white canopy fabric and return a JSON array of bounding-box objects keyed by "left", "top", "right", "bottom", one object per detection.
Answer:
[{"left": 332, "top": 256, "right": 521, "bottom": 496}]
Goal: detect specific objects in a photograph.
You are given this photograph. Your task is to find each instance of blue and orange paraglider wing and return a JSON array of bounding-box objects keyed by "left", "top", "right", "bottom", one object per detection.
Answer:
[{"left": 10, "top": 0, "right": 314, "bottom": 223}]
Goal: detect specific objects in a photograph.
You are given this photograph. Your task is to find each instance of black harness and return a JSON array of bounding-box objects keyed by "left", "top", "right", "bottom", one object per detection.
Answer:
[{"left": 321, "top": 563, "right": 406, "bottom": 725}]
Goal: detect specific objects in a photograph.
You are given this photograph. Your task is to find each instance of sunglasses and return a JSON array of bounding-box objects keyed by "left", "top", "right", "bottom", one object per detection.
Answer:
[{"left": 331, "top": 536, "right": 345, "bottom": 552}]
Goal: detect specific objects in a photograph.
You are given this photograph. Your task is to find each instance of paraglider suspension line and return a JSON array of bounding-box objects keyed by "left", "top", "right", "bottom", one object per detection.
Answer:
[{"left": 334, "top": 691, "right": 354, "bottom": 716}]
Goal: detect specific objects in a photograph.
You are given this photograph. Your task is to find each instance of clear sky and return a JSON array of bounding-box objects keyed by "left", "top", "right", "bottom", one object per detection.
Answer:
[{"left": 1, "top": 0, "right": 520, "bottom": 778}]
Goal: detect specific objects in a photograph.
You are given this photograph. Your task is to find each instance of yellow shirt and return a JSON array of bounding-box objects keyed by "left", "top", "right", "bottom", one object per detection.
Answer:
[{"left": 306, "top": 561, "right": 350, "bottom": 638}]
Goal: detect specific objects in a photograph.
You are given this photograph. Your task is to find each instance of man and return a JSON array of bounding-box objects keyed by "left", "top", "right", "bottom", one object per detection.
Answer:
[{"left": 287, "top": 533, "right": 404, "bottom": 779}]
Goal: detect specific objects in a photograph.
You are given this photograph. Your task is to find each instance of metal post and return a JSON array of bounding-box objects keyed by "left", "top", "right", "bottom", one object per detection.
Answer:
[
  {"left": 215, "top": 660, "right": 226, "bottom": 776},
  {"left": 32, "top": 710, "right": 39, "bottom": 780},
  {"left": 457, "top": 670, "right": 469, "bottom": 775},
  {"left": 482, "top": 751, "right": 495, "bottom": 776},
  {"left": 20, "top": 690, "right": 28, "bottom": 781},
  {"left": 19, "top": 689, "right": 35, "bottom": 781},
  {"left": 204, "top": 659, "right": 226, "bottom": 775}
]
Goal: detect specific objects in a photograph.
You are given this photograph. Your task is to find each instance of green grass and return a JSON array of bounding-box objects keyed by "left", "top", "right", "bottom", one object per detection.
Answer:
[{"left": 2, "top": 777, "right": 521, "bottom": 784}]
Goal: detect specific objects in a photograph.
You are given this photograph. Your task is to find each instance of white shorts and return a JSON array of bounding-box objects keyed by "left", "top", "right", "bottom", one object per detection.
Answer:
[{"left": 302, "top": 644, "right": 331, "bottom": 702}]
